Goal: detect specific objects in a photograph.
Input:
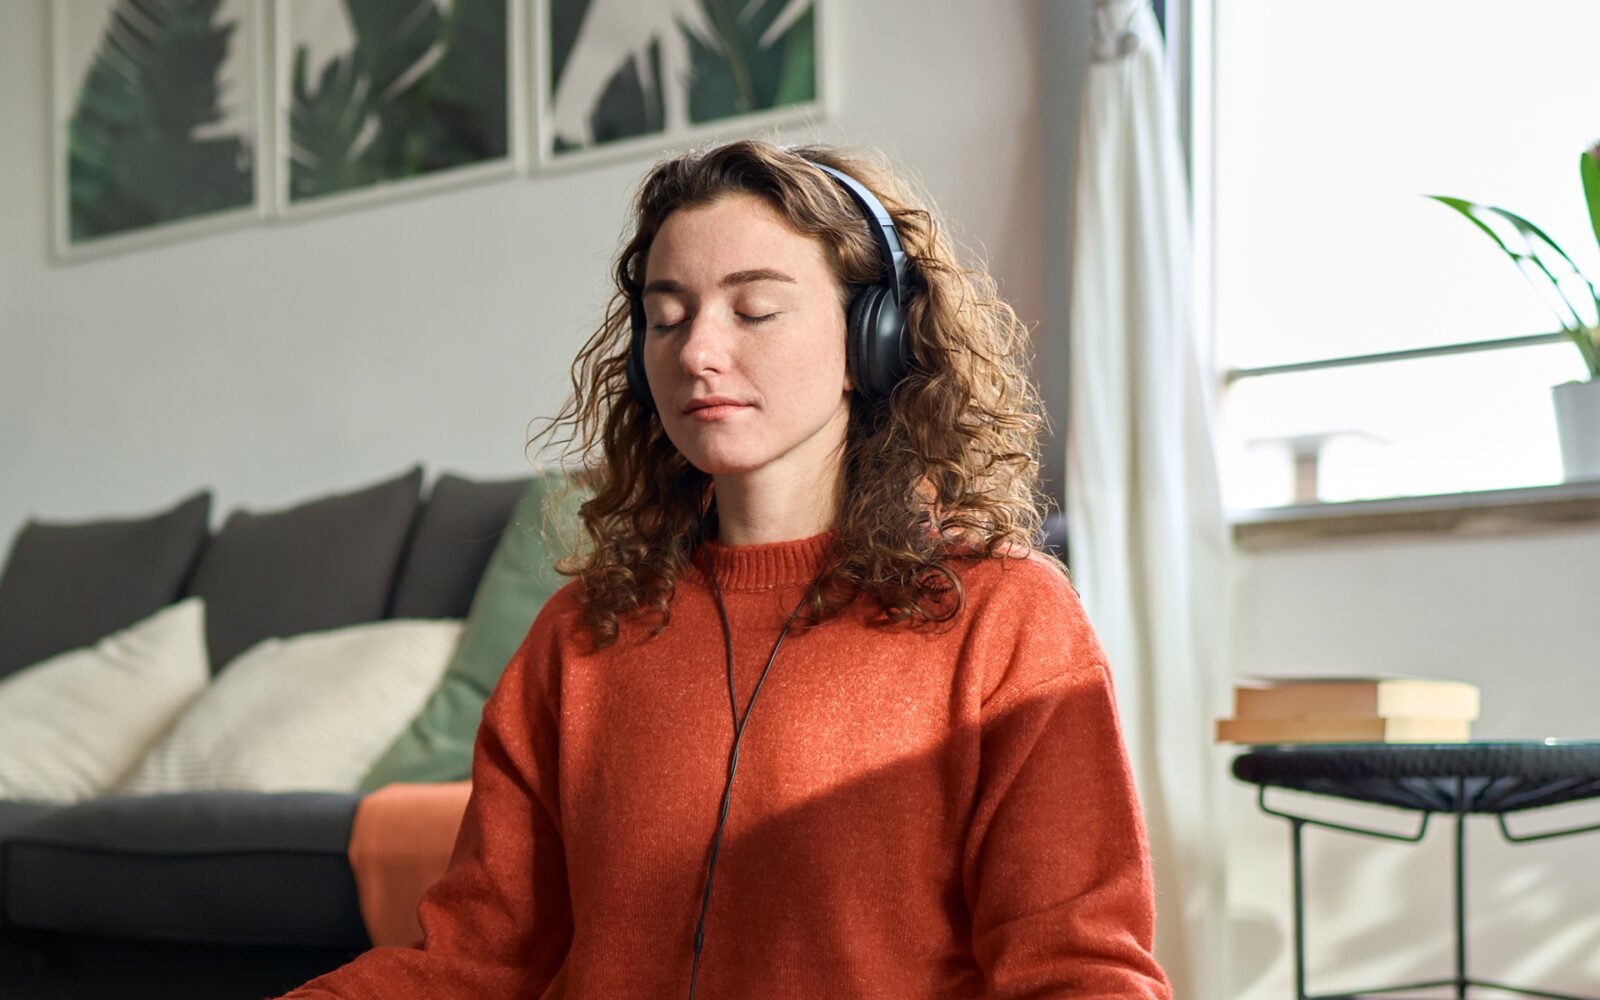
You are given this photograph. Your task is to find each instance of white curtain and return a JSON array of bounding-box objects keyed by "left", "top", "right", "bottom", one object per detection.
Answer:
[{"left": 1065, "top": 2, "right": 1231, "bottom": 998}]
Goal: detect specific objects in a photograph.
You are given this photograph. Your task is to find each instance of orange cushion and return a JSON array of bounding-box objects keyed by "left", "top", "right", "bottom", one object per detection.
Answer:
[{"left": 348, "top": 781, "right": 472, "bottom": 946}]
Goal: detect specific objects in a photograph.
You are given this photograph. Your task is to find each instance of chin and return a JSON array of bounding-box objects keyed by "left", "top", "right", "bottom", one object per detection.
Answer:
[
  {"left": 679, "top": 452, "right": 765, "bottom": 477},
  {"left": 660, "top": 427, "right": 760, "bottom": 476}
]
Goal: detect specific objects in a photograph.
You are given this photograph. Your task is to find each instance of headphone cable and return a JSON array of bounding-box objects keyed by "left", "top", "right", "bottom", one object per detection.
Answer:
[{"left": 686, "top": 543, "right": 835, "bottom": 999}]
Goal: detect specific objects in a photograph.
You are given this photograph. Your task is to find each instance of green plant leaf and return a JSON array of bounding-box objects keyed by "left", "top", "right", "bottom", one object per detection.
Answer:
[
  {"left": 1429, "top": 196, "right": 1591, "bottom": 318},
  {"left": 1581, "top": 149, "right": 1600, "bottom": 266},
  {"left": 1429, "top": 193, "right": 1600, "bottom": 377},
  {"left": 67, "top": 0, "right": 253, "bottom": 241}
]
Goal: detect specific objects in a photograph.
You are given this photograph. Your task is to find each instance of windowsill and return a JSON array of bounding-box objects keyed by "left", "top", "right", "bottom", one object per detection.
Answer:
[{"left": 1231, "top": 479, "right": 1600, "bottom": 548}]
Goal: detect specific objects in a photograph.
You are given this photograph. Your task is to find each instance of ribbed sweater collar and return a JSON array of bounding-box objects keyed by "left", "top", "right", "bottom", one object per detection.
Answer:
[{"left": 681, "top": 530, "right": 839, "bottom": 592}]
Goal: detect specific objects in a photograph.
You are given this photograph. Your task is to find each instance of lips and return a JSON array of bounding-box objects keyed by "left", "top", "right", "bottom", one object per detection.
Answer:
[{"left": 683, "top": 396, "right": 750, "bottom": 414}]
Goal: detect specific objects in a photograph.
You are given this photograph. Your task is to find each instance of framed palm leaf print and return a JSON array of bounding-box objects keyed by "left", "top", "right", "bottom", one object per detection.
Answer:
[
  {"left": 51, "top": 0, "right": 268, "bottom": 258},
  {"left": 534, "top": 0, "right": 826, "bottom": 171},
  {"left": 274, "top": 0, "right": 521, "bottom": 213}
]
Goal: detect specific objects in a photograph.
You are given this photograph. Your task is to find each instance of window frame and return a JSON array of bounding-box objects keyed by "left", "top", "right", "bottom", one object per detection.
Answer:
[{"left": 1183, "top": 0, "right": 1600, "bottom": 536}]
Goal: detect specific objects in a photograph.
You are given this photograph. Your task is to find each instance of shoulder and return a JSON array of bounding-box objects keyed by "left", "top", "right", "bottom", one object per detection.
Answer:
[
  {"left": 487, "top": 579, "right": 597, "bottom": 714},
  {"left": 953, "top": 547, "right": 1082, "bottom": 622},
  {"left": 533, "top": 577, "right": 589, "bottom": 624},
  {"left": 946, "top": 548, "right": 1109, "bottom": 709},
  {"left": 494, "top": 578, "right": 594, "bottom": 685},
  {"left": 524, "top": 578, "right": 592, "bottom": 650}
]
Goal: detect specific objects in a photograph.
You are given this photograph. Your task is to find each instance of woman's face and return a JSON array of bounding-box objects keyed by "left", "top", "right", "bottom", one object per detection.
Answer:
[{"left": 640, "top": 192, "right": 852, "bottom": 488}]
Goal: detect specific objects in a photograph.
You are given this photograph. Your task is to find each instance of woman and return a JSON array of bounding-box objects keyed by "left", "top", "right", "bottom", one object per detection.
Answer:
[{"left": 284, "top": 140, "right": 1170, "bottom": 998}]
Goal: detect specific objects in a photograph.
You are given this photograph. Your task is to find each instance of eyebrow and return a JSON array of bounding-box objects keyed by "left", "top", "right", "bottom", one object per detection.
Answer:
[{"left": 642, "top": 268, "right": 797, "bottom": 296}]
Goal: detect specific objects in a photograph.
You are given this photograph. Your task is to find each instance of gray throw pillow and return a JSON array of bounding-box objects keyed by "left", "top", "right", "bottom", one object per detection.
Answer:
[
  {"left": 389, "top": 473, "right": 529, "bottom": 620},
  {"left": 0, "top": 491, "right": 211, "bottom": 681},
  {"left": 184, "top": 468, "right": 423, "bottom": 671}
]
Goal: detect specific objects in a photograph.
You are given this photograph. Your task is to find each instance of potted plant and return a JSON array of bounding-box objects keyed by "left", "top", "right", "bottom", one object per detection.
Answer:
[{"left": 1431, "top": 144, "right": 1600, "bottom": 481}]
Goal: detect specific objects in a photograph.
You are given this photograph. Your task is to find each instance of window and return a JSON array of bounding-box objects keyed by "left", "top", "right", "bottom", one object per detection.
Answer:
[{"left": 1208, "top": 0, "right": 1600, "bottom": 511}]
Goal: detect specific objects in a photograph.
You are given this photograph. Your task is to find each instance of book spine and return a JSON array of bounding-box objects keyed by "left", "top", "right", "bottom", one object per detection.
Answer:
[
  {"left": 1215, "top": 716, "right": 1471, "bottom": 744},
  {"left": 1233, "top": 682, "right": 1479, "bottom": 721}
]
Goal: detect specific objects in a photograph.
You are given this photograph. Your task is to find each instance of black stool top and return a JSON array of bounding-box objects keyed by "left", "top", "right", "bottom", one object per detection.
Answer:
[{"left": 1232, "top": 741, "right": 1600, "bottom": 814}]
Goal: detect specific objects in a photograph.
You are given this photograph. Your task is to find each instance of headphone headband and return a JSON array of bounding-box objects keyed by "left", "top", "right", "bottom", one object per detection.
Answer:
[{"left": 811, "top": 162, "right": 908, "bottom": 309}]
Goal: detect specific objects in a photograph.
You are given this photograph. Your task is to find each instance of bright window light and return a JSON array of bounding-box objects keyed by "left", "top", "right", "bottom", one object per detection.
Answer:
[{"left": 1212, "top": 0, "right": 1600, "bottom": 508}]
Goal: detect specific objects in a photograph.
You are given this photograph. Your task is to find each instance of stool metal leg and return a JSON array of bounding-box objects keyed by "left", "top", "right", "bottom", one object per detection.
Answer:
[
  {"left": 1259, "top": 785, "right": 1600, "bottom": 1000},
  {"left": 1454, "top": 807, "right": 1467, "bottom": 999},
  {"left": 1290, "top": 817, "right": 1308, "bottom": 1000}
]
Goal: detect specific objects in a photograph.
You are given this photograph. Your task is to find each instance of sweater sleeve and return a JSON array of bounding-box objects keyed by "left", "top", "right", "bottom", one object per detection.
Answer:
[
  {"left": 963, "top": 567, "right": 1171, "bottom": 999},
  {"left": 277, "top": 610, "right": 574, "bottom": 999}
]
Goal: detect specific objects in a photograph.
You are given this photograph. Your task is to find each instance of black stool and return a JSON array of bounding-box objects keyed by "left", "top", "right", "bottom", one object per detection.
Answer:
[{"left": 1233, "top": 741, "right": 1600, "bottom": 1000}]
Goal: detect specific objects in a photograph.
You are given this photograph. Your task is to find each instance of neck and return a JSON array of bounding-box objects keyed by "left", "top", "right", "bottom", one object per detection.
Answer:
[{"left": 712, "top": 466, "right": 842, "bottom": 546}]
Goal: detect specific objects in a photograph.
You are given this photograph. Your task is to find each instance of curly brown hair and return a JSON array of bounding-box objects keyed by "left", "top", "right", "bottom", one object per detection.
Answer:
[{"left": 531, "top": 139, "right": 1049, "bottom": 647}]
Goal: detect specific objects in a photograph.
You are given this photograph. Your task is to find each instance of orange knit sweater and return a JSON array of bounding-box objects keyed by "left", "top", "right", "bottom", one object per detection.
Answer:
[{"left": 283, "top": 532, "right": 1170, "bottom": 998}]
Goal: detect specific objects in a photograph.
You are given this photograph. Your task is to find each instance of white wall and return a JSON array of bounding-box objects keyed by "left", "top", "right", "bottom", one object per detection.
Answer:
[{"left": 0, "top": 0, "right": 1044, "bottom": 542}]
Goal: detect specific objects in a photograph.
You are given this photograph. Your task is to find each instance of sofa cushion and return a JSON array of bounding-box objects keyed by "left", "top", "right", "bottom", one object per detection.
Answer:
[
  {"left": 389, "top": 473, "right": 528, "bottom": 620},
  {"left": 184, "top": 468, "right": 423, "bottom": 670},
  {"left": 121, "top": 619, "right": 462, "bottom": 796},
  {"left": 360, "top": 469, "right": 582, "bottom": 789},
  {"left": 0, "top": 491, "right": 210, "bottom": 681},
  {"left": 0, "top": 791, "right": 367, "bottom": 949},
  {"left": 0, "top": 599, "right": 208, "bottom": 804}
]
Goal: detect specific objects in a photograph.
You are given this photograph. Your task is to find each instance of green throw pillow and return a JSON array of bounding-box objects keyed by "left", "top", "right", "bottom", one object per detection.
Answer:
[{"left": 361, "top": 469, "right": 584, "bottom": 790}]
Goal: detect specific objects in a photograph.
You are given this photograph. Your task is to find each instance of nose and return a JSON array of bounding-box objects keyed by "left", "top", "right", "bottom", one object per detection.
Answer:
[{"left": 676, "top": 308, "right": 734, "bottom": 378}]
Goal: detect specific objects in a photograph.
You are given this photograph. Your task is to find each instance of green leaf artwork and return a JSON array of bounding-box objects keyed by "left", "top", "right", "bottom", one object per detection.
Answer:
[
  {"left": 683, "top": 0, "right": 815, "bottom": 125},
  {"left": 547, "top": 0, "right": 817, "bottom": 158},
  {"left": 288, "top": 0, "right": 509, "bottom": 203},
  {"left": 67, "top": 0, "right": 255, "bottom": 243}
]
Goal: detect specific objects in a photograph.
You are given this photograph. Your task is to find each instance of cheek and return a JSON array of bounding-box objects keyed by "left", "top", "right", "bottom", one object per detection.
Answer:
[
  {"left": 640, "top": 339, "right": 675, "bottom": 386},
  {"left": 761, "top": 339, "right": 846, "bottom": 402},
  {"left": 783, "top": 342, "right": 851, "bottom": 412},
  {"left": 794, "top": 312, "right": 849, "bottom": 378}
]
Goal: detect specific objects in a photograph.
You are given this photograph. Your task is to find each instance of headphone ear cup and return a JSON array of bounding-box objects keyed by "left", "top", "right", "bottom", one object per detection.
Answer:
[
  {"left": 848, "top": 286, "right": 909, "bottom": 399},
  {"left": 627, "top": 297, "right": 655, "bottom": 412}
]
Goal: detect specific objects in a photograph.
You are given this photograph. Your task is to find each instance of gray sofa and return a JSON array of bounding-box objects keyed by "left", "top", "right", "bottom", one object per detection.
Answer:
[{"left": 0, "top": 468, "right": 527, "bottom": 1000}]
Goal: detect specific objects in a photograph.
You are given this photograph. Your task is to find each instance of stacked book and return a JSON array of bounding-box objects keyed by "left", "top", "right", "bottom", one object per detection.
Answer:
[{"left": 1215, "top": 676, "right": 1480, "bottom": 744}]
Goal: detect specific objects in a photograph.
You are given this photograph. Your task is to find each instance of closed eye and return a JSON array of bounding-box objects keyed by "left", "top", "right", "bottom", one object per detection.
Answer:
[{"left": 649, "top": 311, "right": 776, "bottom": 332}]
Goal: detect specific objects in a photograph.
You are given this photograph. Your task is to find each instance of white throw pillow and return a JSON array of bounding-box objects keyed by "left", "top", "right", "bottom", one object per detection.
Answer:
[
  {"left": 120, "top": 619, "right": 463, "bottom": 795},
  {"left": 0, "top": 598, "right": 209, "bottom": 803}
]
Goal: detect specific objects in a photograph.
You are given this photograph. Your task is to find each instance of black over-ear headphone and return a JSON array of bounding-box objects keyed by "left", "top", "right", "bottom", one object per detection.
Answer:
[{"left": 625, "top": 161, "right": 913, "bottom": 411}]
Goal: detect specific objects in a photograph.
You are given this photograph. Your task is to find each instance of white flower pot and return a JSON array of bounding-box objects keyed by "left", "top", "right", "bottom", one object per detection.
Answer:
[{"left": 1552, "top": 379, "right": 1600, "bottom": 481}]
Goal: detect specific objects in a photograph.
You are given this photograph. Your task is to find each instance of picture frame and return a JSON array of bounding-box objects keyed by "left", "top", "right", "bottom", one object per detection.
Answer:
[
  {"left": 531, "top": 0, "right": 829, "bottom": 173},
  {"left": 272, "top": 0, "right": 525, "bottom": 218},
  {"left": 50, "top": 0, "right": 271, "bottom": 260},
  {"left": 45, "top": 0, "right": 825, "bottom": 261}
]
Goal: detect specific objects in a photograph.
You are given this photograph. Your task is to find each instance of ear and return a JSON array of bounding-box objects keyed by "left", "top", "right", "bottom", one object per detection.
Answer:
[{"left": 841, "top": 302, "right": 857, "bottom": 394}]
